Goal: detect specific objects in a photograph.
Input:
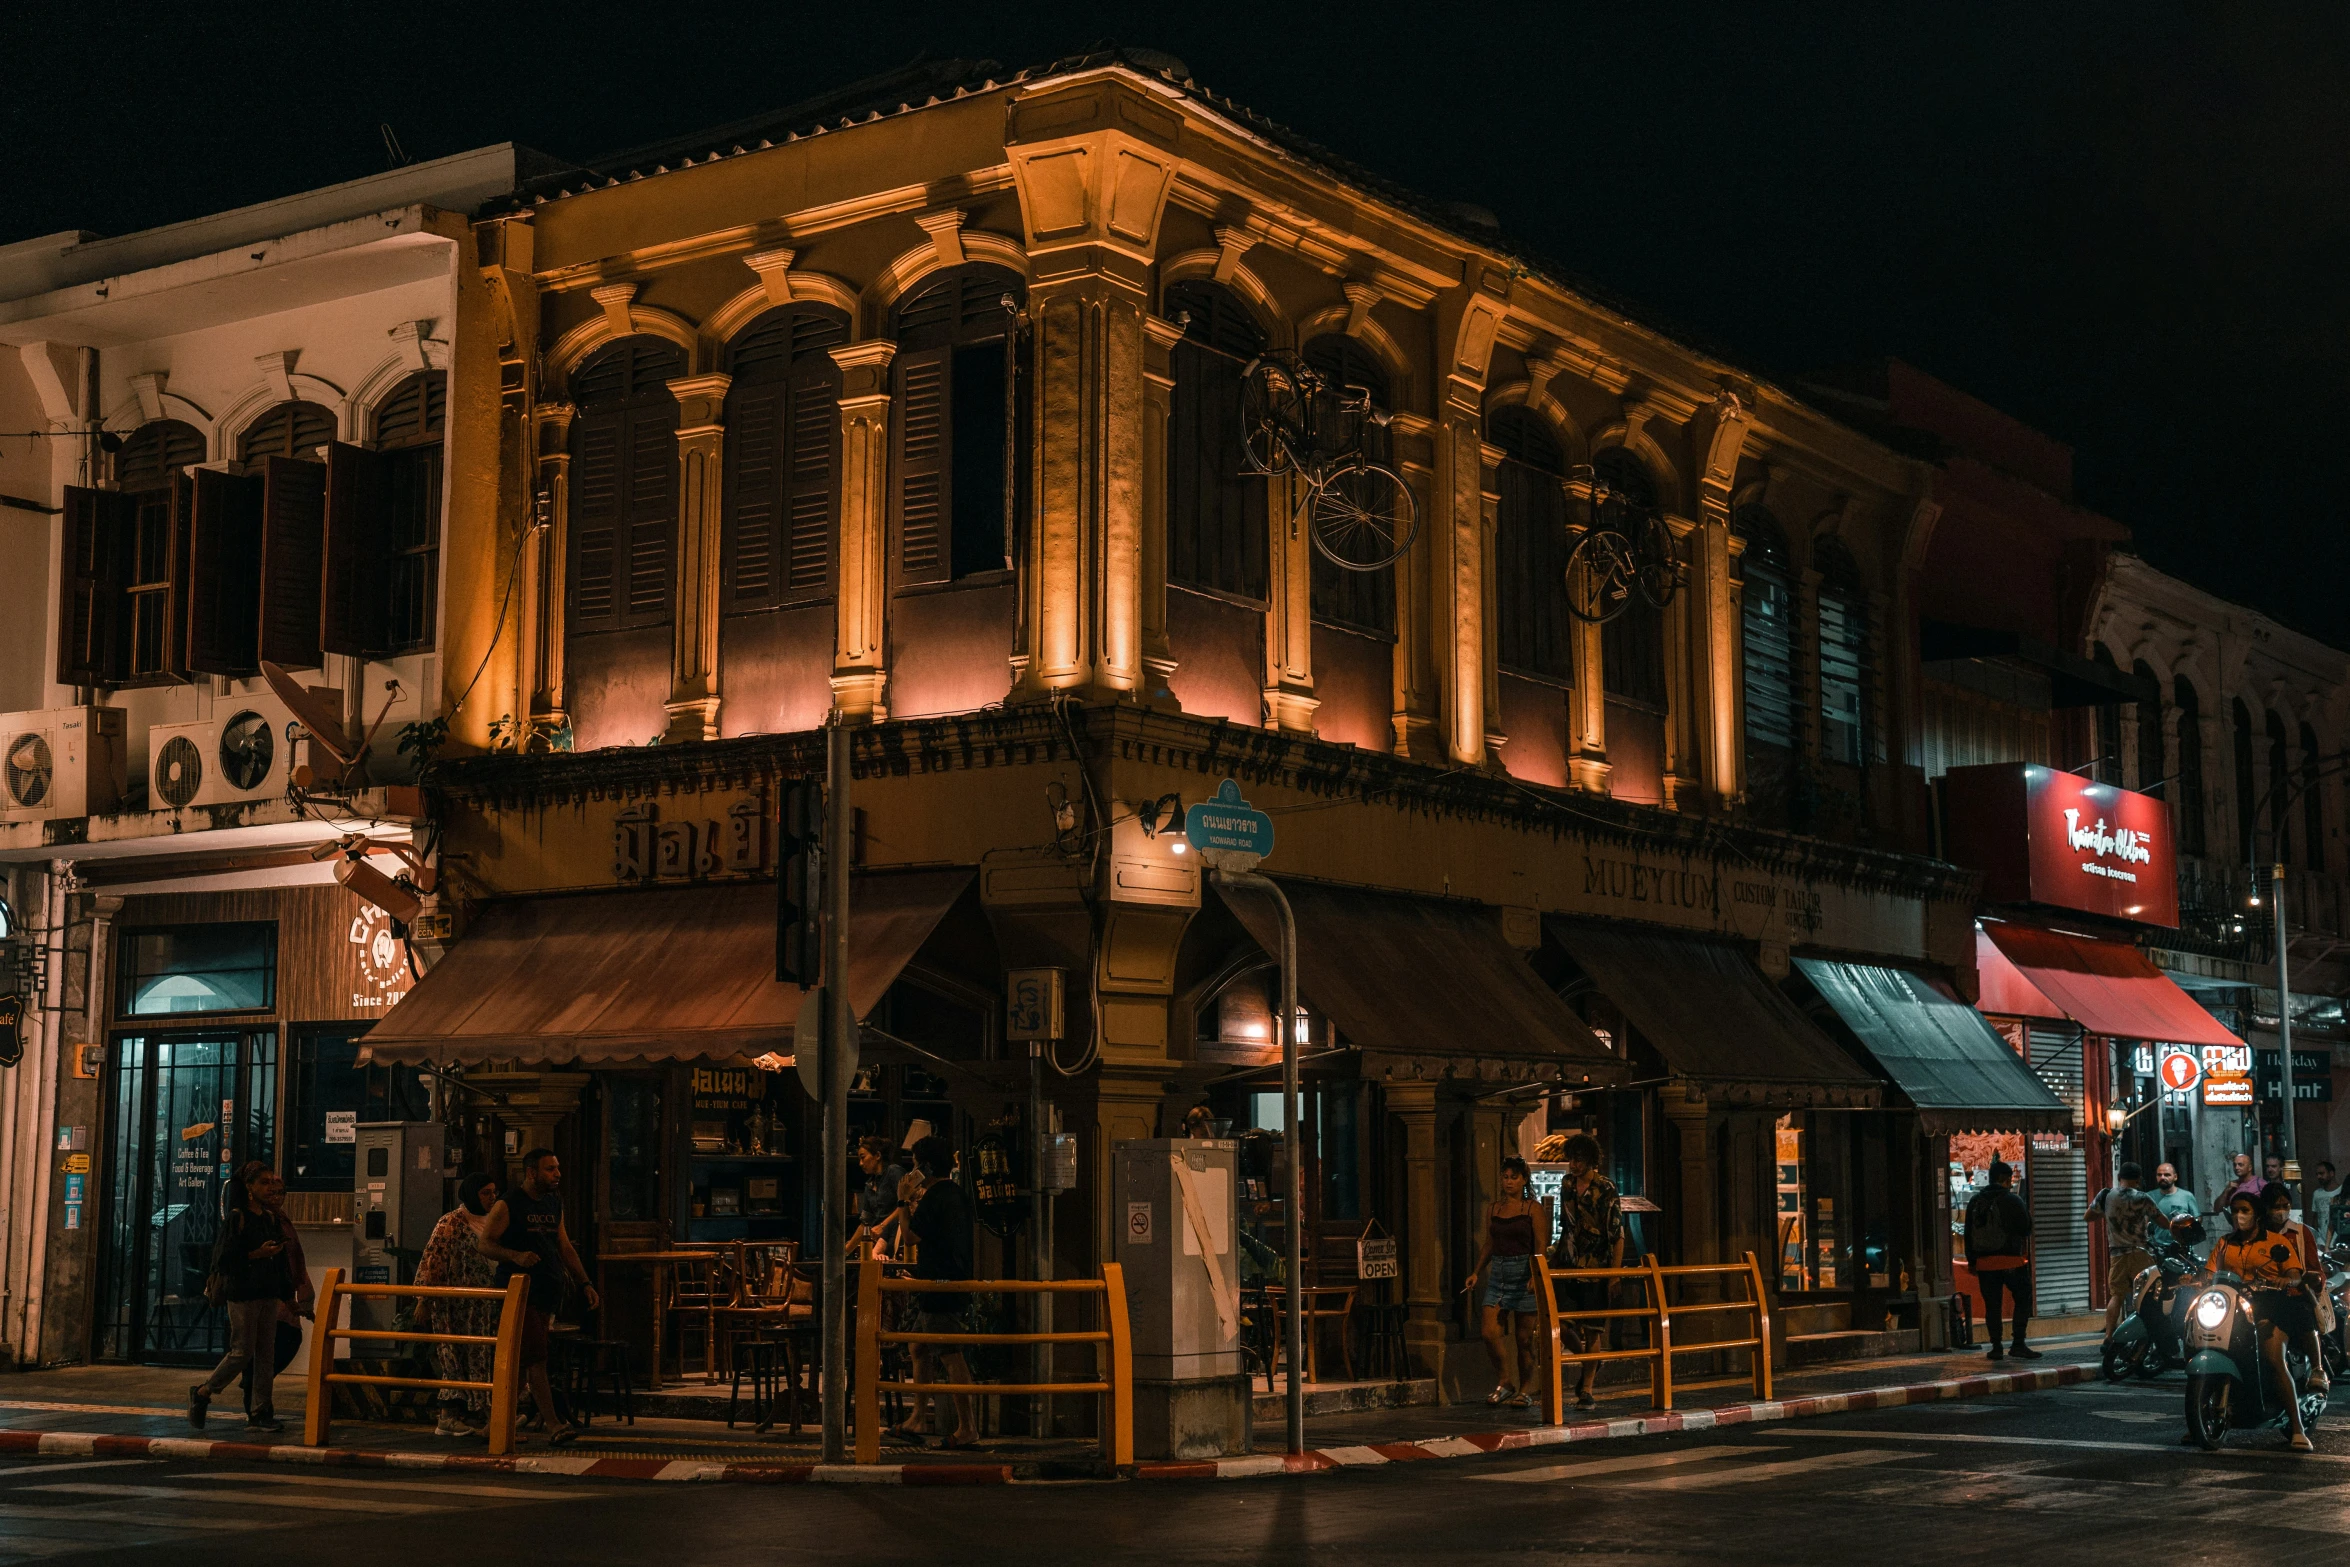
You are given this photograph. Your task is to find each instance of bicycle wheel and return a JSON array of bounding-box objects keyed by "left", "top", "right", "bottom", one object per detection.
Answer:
[
  {"left": 1306, "top": 459, "right": 1418, "bottom": 571},
  {"left": 1565, "top": 528, "right": 1639, "bottom": 623},
  {"left": 1240, "top": 355, "right": 1308, "bottom": 476},
  {"left": 1635, "top": 511, "right": 1681, "bottom": 608}
]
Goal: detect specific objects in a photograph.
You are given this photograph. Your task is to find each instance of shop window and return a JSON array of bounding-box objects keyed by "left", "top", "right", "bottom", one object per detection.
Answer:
[
  {"left": 1736, "top": 505, "right": 1798, "bottom": 748},
  {"left": 284, "top": 1027, "right": 428, "bottom": 1191},
  {"left": 1303, "top": 334, "right": 1395, "bottom": 637},
  {"left": 569, "top": 336, "right": 685, "bottom": 634},
  {"left": 1815, "top": 537, "right": 1871, "bottom": 766},
  {"left": 889, "top": 265, "right": 1029, "bottom": 587},
  {"left": 1166, "top": 280, "right": 1269, "bottom": 603},
  {"left": 2175, "top": 677, "right": 2207, "bottom": 856},
  {"left": 724, "top": 307, "right": 847, "bottom": 611},
  {"left": 1595, "top": 448, "right": 1666, "bottom": 707},
  {"left": 604, "top": 1076, "right": 664, "bottom": 1224},
  {"left": 1319, "top": 1082, "right": 1361, "bottom": 1221},
  {"left": 1490, "top": 406, "right": 1572, "bottom": 682},
  {"left": 117, "top": 922, "right": 276, "bottom": 1017},
  {"left": 2303, "top": 722, "right": 2326, "bottom": 873}
]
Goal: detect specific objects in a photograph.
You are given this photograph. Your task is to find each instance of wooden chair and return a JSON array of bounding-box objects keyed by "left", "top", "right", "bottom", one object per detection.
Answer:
[
  {"left": 1274, "top": 1284, "right": 1360, "bottom": 1383},
  {"left": 665, "top": 1251, "right": 733, "bottom": 1381}
]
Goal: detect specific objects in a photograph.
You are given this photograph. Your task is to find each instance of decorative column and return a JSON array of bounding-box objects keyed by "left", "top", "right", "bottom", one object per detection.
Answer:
[
  {"left": 1480, "top": 445, "right": 1508, "bottom": 762},
  {"left": 1433, "top": 403, "right": 1489, "bottom": 768},
  {"left": 1686, "top": 393, "right": 1750, "bottom": 810},
  {"left": 1265, "top": 467, "right": 1319, "bottom": 733},
  {"left": 1662, "top": 516, "right": 1694, "bottom": 811},
  {"left": 1390, "top": 416, "right": 1444, "bottom": 760},
  {"left": 828, "top": 340, "right": 896, "bottom": 722},
  {"left": 1386, "top": 1079, "right": 1448, "bottom": 1378},
  {"left": 1138, "top": 314, "right": 1186, "bottom": 709},
  {"left": 528, "top": 401, "right": 574, "bottom": 726},
  {"left": 663, "top": 372, "right": 731, "bottom": 742},
  {"left": 1664, "top": 1084, "right": 1718, "bottom": 1265},
  {"left": 1570, "top": 611, "right": 1611, "bottom": 792}
]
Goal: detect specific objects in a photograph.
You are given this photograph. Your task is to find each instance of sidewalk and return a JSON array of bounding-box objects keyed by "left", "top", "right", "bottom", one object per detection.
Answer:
[{"left": 0, "top": 1337, "right": 2101, "bottom": 1485}]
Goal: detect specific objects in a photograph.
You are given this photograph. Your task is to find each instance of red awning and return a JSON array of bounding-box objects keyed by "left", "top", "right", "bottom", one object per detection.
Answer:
[{"left": 1978, "top": 921, "right": 2242, "bottom": 1047}]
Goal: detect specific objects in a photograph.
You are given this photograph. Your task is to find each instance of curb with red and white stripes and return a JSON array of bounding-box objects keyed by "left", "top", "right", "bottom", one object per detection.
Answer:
[{"left": 0, "top": 1362, "right": 2092, "bottom": 1486}]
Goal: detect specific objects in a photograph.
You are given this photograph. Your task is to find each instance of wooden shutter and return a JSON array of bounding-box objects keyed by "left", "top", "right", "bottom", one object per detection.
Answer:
[
  {"left": 54, "top": 486, "right": 129, "bottom": 685},
  {"left": 624, "top": 406, "right": 676, "bottom": 624},
  {"left": 785, "top": 370, "right": 835, "bottom": 595},
  {"left": 187, "top": 468, "right": 265, "bottom": 676},
  {"left": 723, "top": 383, "right": 785, "bottom": 611},
  {"left": 257, "top": 455, "right": 328, "bottom": 669},
  {"left": 570, "top": 413, "right": 623, "bottom": 630},
  {"left": 322, "top": 443, "right": 393, "bottom": 656},
  {"left": 892, "top": 346, "right": 951, "bottom": 585},
  {"left": 155, "top": 473, "right": 195, "bottom": 680}
]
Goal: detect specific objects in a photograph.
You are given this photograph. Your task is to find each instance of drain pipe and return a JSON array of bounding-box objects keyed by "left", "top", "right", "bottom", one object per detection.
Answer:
[
  {"left": 0, "top": 869, "right": 23, "bottom": 1342},
  {"left": 15, "top": 862, "right": 72, "bottom": 1365}
]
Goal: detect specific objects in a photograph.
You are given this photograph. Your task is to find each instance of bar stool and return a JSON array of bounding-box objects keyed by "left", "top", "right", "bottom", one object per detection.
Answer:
[{"left": 556, "top": 1335, "right": 638, "bottom": 1427}]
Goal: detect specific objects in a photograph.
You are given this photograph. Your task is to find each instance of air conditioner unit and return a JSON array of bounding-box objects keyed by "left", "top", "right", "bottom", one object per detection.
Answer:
[
  {"left": 148, "top": 690, "right": 341, "bottom": 812},
  {"left": 0, "top": 707, "right": 127, "bottom": 821}
]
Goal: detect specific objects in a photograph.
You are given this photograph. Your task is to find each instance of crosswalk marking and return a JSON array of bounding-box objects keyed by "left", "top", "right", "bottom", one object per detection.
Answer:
[
  {"left": 1472, "top": 1445, "right": 1770, "bottom": 1484},
  {"left": 12, "top": 1482, "right": 435, "bottom": 1515},
  {"left": 1610, "top": 1448, "right": 1913, "bottom": 1490}
]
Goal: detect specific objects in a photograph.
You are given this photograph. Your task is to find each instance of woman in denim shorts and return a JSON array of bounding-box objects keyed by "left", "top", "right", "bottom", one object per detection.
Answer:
[{"left": 1464, "top": 1157, "right": 1553, "bottom": 1408}]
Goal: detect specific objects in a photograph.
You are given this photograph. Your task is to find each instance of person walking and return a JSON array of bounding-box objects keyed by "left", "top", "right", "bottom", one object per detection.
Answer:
[
  {"left": 2308, "top": 1161, "right": 2342, "bottom": 1246},
  {"left": 898, "top": 1134, "right": 978, "bottom": 1448},
  {"left": 847, "top": 1136, "right": 907, "bottom": 1258},
  {"left": 188, "top": 1162, "right": 298, "bottom": 1433},
  {"left": 479, "top": 1150, "right": 599, "bottom": 1446},
  {"left": 1546, "top": 1133, "right": 1625, "bottom": 1410},
  {"left": 2089, "top": 1163, "right": 2161, "bottom": 1339},
  {"left": 414, "top": 1173, "right": 501, "bottom": 1438},
  {"left": 1964, "top": 1159, "right": 2039, "bottom": 1361},
  {"left": 1463, "top": 1156, "right": 1552, "bottom": 1409}
]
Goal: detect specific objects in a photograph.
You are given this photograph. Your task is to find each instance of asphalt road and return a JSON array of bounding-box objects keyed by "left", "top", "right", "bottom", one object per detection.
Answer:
[{"left": 18, "top": 1376, "right": 2350, "bottom": 1566}]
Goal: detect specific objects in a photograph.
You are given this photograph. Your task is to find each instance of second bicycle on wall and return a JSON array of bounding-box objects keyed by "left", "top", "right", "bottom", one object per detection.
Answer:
[{"left": 1238, "top": 350, "right": 1418, "bottom": 571}]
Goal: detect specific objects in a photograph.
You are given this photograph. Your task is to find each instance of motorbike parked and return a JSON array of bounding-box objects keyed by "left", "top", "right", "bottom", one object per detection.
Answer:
[
  {"left": 2182, "top": 1269, "right": 2328, "bottom": 1450},
  {"left": 2104, "top": 1232, "right": 2200, "bottom": 1380},
  {"left": 2325, "top": 1243, "right": 2350, "bottom": 1383}
]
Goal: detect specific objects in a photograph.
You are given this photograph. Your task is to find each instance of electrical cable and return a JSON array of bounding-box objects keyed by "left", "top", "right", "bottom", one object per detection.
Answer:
[{"left": 447, "top": 515, "right": 545, "bottom": 721}]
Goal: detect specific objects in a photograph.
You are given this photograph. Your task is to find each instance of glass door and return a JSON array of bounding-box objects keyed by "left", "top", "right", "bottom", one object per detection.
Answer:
[{"left": 96, "top": 1030, "right": 277, "bottom": 1364}]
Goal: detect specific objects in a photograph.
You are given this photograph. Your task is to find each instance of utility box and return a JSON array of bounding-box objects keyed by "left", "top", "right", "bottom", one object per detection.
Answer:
[
  {"left": 1113, "top": 1138, "right": 1246, "bottom": 1459},
  {"left": 351, "top": 1121, "right": 446, "bottom": 1332}
]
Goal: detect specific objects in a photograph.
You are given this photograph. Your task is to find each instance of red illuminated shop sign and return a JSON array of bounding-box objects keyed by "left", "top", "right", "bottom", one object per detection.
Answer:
[{"left": 1942, "top": 763, "right": 2180, "bottom": 928}]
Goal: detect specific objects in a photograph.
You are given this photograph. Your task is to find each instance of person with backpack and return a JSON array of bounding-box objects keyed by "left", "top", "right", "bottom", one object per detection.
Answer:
[
  {"left": 188, "top": 1162, "right": 300, "bottom": 1433},
  {"left": 1965, "top": 1159, "right": 2040, "bottom": 1362}
]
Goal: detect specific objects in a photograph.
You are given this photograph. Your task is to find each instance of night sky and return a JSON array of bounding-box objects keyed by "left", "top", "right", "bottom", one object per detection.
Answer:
[{"left": 8, "top": 3, "right": 2345, "bottom": 644}]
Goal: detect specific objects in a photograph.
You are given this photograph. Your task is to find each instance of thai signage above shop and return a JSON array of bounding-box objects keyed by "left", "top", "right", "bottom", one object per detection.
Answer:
[
  {"left": 1942, "top": 764, "right": 2180, "bottom": 928},
  {"left": 2203, "top": 1042, "right": 2255, "bottom": 1106}
]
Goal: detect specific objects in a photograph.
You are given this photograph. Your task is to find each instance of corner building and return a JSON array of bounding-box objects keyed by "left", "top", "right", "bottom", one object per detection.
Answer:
[{"left": 370, "top": 52, "right": 2062, "bottom": 1407}]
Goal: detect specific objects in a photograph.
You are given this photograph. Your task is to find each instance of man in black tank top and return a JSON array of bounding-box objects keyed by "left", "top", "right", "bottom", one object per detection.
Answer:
[{"left": 480, "top": 1149, "right": 600, "bottom": 1445}]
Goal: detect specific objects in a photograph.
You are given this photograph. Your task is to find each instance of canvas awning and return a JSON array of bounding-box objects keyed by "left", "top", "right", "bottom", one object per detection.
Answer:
[
  {"left": 1549, "top": 921, "right": 1881, "bottom": 1107},
  {"left": 1216, "top": 879, "right": 1619, "bottom": 1080},
  {"left": 1978, "top": 921, "right": 2242, "bottom": 1047},
  {"left": 1795, "top": 957, "right": 2071, "bottom": 1136},
  {"left": 364, "top": 868, "right": 973, "bottom": 1068}
]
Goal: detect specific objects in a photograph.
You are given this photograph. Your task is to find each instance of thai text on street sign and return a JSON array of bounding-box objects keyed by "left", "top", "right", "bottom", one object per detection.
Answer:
[{"left": 1185, "top": 779, "right": 1275, "bottom": 872}]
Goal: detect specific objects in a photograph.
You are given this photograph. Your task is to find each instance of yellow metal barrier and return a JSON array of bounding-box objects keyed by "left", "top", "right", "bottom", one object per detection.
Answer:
[
  {"left": 853, "top": 1256, "right": 1132, "bottom": 1468},
  {"left": 1534, "top": 1251, "right": 1773, "bottom": 1424},
  {"left": 303, "top": 1267, "right": 530, "bottom": 1456}
]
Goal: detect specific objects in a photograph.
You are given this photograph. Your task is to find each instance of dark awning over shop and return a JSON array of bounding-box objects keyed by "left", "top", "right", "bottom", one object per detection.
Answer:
[
  {"left": 1979, "top": 921, "right": 2242, "bottom": 1047},
  {"left": 1549, "top": 921, "right": 1881, "bottom": 1108},
  {"left": 1795, "top": 957, "right": 2071, "bottom": 1136},
  {"left": 364, "top": 868, "right": 973, "bottom": 1067},
  {"left": 1217, "top": 879, "right": 1620, "bottom": 1081}
]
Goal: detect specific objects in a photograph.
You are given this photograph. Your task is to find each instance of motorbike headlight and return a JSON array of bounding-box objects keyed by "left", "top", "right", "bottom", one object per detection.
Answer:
[{"left": 2194, "top": 1291, "right": 2231, "bottom": 1330}]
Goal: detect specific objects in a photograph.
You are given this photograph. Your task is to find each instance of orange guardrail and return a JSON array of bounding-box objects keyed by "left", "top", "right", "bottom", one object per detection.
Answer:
[
  {"left": 853, "top": 1255, "right": 1132, "bottom": 1467},
  {"left": 1532, "top": 1251, "right": 1773, "bottom": 1424},
  {"left": 303, "top": 1267, "right": 529, "bottom": 1455}
]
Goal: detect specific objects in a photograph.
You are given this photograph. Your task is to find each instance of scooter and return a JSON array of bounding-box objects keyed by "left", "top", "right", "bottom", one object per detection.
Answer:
[
  {"left": 2325, "top": 1243, "right": 2350, "bottom": 1383},
  {"left": 2183, "top": 1269, "right": 2328, "bottom": 1450},
  {"left": 2104, "top": 1232, "right": 2199, "bottom": 1380}
]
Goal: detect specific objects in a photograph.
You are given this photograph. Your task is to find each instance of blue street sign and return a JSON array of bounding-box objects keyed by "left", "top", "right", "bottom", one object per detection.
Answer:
[{"left": 1185, "top": 779, "right": 1275, "bottom": 868}]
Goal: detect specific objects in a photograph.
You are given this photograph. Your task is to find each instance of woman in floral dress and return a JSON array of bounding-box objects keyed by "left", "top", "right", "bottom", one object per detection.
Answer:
[{"left": 414, "top": 1173, "right": 501, "bottom": 1437}]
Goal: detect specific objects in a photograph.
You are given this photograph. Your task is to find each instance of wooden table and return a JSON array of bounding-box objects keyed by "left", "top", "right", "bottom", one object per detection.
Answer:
[{"left": 595, "top": 1250, "right": 717, "bottom": 1391}]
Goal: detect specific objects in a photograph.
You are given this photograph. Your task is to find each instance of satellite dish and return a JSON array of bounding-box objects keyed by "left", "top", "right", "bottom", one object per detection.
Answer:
[{"left": 260, "top": 661, "right": 357, "bottom": 767}]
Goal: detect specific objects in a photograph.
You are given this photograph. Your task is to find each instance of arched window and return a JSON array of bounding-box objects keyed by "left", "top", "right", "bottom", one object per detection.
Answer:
[
  {"left": 237, "top": 400, "right": 336, "bottom": 467},
  {"left": 374, "top": 372, "right": 444, "bottom": 653},
  {"left": 1166, "top": 280, "right": 1268, "bottom": 602},
  {"left": 1489, "top": 406, "right": 1571, "bottom": 681},
  {"left": 2093, "top": 644, "right": 2124, "bottom": 784},
  {"left": 2175, "top": 677, "right": 2207, "bottom": 857},
  {"left": 1303, "top": 333, "right": 1395, "bottom": 636},
  {"left": 117, "top": 419, "right": 204, "bottom": 493},
  {"left": 569, "top": 336, "right": 685, "bottom": 634},
  {"left": 2233, "top": 698, "right": 2257, "bottom": 863},
  {"left": 1735, "top": 505, "right": 1797, "bottom": 749},
  {"left": 1814, "top": 536, "right": 1871, "bottom": 766},
  {"left": 2133, "top": 660, "right": 2164, "bottom": 796},
  {"left": 724, "top": 306, "right": 847, "bottom": 611},
  {"left": 889, "top": 265, "right": 1027, "bottom": 586},
  {"left": 2303, "top": 721, "right": 2326, "bottom": 873},
  {"left": 2267, "top": 710, "right": 2293, "bottom": 863},
  {"left": 1595, "top": 446, "right": 1666, "bottom": 707},
  {"left": 116, "top": 420, "right": 206, "bottom": 680}
]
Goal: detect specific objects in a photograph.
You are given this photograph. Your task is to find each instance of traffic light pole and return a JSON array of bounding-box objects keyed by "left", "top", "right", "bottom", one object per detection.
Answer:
[{"left": 819, "top": 720, "right": 852, "bottom": 1463}]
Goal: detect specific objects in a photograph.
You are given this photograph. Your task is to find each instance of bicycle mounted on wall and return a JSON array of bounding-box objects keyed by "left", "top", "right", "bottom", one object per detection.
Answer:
[
  {"left": 1562, "top": 456, "right": 1681, "bottom": 625},
  {"left": 1238, "top": 350, "right": 1419, "bottom": 572}
]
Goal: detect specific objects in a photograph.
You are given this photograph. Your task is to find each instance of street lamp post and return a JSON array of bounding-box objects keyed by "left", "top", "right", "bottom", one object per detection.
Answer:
[{"left": 2271, "top": 860, "right": 2299, "bottom": 1167}]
